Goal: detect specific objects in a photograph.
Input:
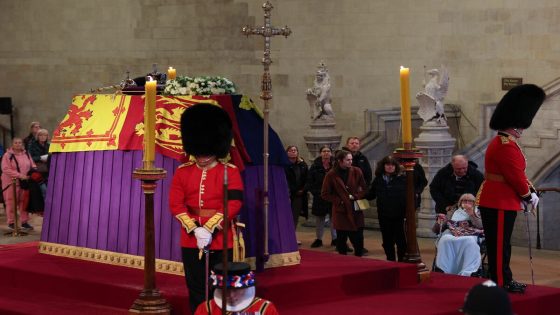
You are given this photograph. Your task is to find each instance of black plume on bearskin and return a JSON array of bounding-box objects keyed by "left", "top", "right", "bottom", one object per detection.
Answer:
[
  {"left": 180, "top": 103, "right": 232, "bottom": 158},
  {"left": 490, "top": 84, "right": 546, "bottom": 130}
]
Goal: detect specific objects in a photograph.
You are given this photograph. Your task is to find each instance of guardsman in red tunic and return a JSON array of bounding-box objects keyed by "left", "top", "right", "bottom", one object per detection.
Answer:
[
  {"left": 195, "top": 262, "right": 280, "bottom": 315},
  {"left": 169, "top": 104, "right": 244, "bottom": 312},
  {"left": 477, "top": 84, "right": 545, "bottom": 293}
]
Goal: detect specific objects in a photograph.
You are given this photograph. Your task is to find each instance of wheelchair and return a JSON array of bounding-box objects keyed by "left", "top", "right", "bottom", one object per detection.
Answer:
[{"left": 432, "top": 226, "right": 488, "bottom": 278}]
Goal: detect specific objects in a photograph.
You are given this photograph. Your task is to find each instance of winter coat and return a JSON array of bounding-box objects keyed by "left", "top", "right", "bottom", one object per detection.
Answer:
[
  {"left": 368, "top": 173, "right": 407, "bottom": 219},
  {"left": 321, "top": 166, "right": 367, "bottom": 231},
  {"left": 284, "top": 158, "right": 309, "bottom": 217},
  {"left": 304, "top": 156, "right": 333, "bottom": 217},
  {"left": 1, "top": 148, "right": 35, "bottom": 191},
  {"left": 429, "top": 161, "right": 484, "bottom": 213},
  {"left": 28, "top": 140, "right": 50, "bottom": 176},
  {"left": 414, "top": 163, "right": 428, "bottom": 208}
]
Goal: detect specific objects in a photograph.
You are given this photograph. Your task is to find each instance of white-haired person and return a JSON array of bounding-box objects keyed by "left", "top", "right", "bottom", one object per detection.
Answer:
[
  {"left": 23, "top": 121, "right": 41, "bottom": 149},
  {"left": 28, "top": 128, "right": 50, "bottom": 199},
  {"left": 432, "top": 193, "right": 484, "bottom": 276}
]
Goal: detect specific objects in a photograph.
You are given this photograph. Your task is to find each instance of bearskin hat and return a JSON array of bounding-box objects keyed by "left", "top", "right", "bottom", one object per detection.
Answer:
[
  {"left": 460, "top": 280, "right": 512, "bottom": 315},
  {"left": 180, "top": 103, "right": 232, "bottom": 158},
  {"left": 489, "top": 84, "right": 546, "bottom": 130}
]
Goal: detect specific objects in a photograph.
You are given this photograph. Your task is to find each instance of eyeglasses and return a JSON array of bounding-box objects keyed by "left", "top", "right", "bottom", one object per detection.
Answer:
[{"left": 462, "top": 200, "right": 475, "bottom": 203}]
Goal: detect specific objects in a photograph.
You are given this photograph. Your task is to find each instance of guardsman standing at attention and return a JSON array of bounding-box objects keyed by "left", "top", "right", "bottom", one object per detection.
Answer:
[
  {"left": 476, "top": 84, "right": 545, "bottom": 293},
  {"left": 169, "top": 103, "right": 244, "bottom": 312}
]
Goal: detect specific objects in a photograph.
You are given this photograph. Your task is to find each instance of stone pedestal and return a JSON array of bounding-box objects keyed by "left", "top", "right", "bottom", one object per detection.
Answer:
[
  {"left": 303, "top": 118, "right": 342, "bottom": 160},
  {"left": 302, "top": 118, "right": 342, "bottom": 228},
  {"left": 414, "top": 122, "right": 456, "bottom": 238}
]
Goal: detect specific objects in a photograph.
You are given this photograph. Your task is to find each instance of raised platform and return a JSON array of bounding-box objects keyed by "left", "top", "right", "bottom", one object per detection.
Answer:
[{"left": 0, "top": 243, "right": 559, "bottom": 314}]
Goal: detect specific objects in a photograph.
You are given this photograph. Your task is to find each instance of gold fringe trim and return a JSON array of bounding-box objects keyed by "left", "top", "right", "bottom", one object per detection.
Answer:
[
  {"left": 244, "top": 251, "right": 302, "bottom": 269},
  {"left": 39, "top": 242, "right": 301, "bottom": 275},
  {"left": 38, "top": 242, "right": 185, "bottom": 275}
]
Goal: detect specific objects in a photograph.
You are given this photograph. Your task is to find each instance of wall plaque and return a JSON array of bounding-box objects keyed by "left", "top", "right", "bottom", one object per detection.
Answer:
[{"left": 502, "top": 77, "right": 523, "bottom": 90}]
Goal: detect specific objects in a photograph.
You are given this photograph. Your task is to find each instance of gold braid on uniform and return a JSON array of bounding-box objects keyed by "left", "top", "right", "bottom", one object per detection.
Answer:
[
  {"left": 175, "top": 213, "right": 198, "bottom": 233},
  {"left": 204, "top": 213, "right": 224, "bottom": 233},
  {"left": 258, "top": 298, "right": 272, "bottom": 313}
]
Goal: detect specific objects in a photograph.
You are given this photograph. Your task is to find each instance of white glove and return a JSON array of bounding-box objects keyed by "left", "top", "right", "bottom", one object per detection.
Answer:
[
  {"left": 40, "top": 154, "right": 48, "bottom": 162},
  {"left": 194, "top": 227, "right": 212, "bottom": 249},
  {"left": 530, "top": 192, "right": 539, "bottom": 209}
]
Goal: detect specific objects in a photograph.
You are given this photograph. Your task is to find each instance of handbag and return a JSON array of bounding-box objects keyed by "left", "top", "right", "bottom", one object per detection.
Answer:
[
  {"left": 354, "top": 199, "right": 370, "bottom": 211},
  {"left": 35, "top": 161, "right": 48, "bottom": 174},
  {"left": 19, "top": 179, "right": 30, "bottom": 190}
]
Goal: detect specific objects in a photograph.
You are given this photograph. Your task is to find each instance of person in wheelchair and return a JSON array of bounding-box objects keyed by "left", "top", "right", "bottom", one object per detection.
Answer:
[{"left": 432, "top": 193, "right": 484, "bottom": 276}]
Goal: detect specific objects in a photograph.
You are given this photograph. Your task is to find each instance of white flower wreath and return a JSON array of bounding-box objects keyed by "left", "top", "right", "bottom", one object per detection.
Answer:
[{"left": 163, "top": 76, "right": 236, "bottom": 96}]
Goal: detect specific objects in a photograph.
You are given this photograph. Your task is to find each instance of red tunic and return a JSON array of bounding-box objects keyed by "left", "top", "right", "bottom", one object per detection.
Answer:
[
  {"left": 169, "top": 161, "right": 243, "bottom": 249},
  {"left": 477, "top": 134, "right": 532, "bottom": 211},
  {"left": 194, "top": 297, "right": 280, "bottom": 315}
]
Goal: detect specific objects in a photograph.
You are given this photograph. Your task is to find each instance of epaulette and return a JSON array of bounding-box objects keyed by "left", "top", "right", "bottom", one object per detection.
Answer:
[
  {"left": 499, "top": 135, "right": 515, "bottom": 144},
  {"left": 178, "top": 161, "right": 196, "bottom": 168},
  {"left": 225, "top": 162, "right": 237, "bottom": 169}
]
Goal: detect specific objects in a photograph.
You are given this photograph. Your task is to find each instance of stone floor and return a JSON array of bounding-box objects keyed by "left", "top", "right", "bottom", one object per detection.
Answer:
[{"left": 1, "top": 207, "right": 559, "bottom": 288}]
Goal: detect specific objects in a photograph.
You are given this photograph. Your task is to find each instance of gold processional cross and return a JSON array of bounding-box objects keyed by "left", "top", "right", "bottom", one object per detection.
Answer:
[{"left": 242, "top": 1, "right": 291, "bottom": 266}]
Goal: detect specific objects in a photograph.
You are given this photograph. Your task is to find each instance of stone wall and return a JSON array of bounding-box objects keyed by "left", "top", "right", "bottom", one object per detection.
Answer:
[{"left": 1, "top": 0, "right": 560, "bottom": 155}]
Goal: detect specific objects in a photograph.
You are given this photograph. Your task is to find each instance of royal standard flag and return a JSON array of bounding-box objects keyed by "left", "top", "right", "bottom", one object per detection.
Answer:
[{"left": 50, "top": 94, "right": 249, "bottom": 169}]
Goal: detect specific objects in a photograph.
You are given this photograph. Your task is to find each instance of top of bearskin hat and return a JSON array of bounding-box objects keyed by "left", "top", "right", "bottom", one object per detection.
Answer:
[
  {"left": 489, "top": 84, "right": 546, "bottom": 130},
  {"left": 180, "top": 103, "right": 232, "bottom": 158}
]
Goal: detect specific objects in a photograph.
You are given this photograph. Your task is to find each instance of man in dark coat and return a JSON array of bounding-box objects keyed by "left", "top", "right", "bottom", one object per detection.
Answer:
[
  {"left": 342, "top": 137, "right": 372, "bottom": 186},
  {"left": 429, "top": 155, "right": 484, "bottom": 214}
]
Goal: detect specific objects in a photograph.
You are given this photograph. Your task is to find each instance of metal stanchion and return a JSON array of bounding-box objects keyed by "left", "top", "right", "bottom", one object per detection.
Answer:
[{"left": 4, "top": 178, "right": 27, "bottom": 237}]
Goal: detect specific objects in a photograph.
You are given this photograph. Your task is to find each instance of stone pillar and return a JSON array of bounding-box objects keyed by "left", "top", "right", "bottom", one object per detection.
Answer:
[
  {"left": 414, "top": 122, "right": 456, "bottom": 238},
  {"left": 303, "top": 119, "right": 341, "bottom": 160}
]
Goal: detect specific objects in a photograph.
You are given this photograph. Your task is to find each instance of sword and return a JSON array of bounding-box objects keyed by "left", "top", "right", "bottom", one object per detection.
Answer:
[
  {"left": 523, "top": 203, "right": 535, "bottom": 285},
  {"left": 204, "top": 246, "right": 210, "bottom": 301}
]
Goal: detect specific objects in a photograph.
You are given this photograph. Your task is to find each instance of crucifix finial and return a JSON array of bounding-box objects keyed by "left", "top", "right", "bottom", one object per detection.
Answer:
[
  {"left": 242, "top": 1, "right": 291, "bottom": 101},
  {"left": 241, "top": 2, "right": 291, "bottom": 270}
]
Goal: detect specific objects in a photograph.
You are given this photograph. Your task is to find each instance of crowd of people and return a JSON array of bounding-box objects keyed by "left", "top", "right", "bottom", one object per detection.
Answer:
[
  {"left": 283, "top": 84, "right": 544, "bottom": 295},
  {"left": 1, "top": 121, "right": 50, "bottom": 231},
  {"left": 1, "top": 83, "right": 541, "bottom": 315}
]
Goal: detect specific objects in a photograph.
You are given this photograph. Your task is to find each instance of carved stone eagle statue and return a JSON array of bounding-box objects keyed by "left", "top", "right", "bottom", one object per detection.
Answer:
[{"left": 416, "top": 66, "right": 449, "bottom": 124}]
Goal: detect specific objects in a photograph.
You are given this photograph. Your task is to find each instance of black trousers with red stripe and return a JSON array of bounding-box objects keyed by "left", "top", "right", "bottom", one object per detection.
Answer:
[{"left": 479, "top": 207, "right": 517, "bottom": 286}]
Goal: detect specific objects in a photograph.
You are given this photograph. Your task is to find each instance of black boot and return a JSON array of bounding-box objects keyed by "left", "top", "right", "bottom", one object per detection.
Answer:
[
  {"left": 503, "top": 280, "right": 526, "bottom": 293},
  {"left": 311, "top": 239, "right": 323, "bottom": 248}
]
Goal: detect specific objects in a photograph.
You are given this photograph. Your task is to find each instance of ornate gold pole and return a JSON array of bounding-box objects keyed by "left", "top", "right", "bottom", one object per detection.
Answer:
[
  {"left": 394, "top": 65, "right": 429, "bottom": 282},
  {"left": 242, "top": 1, "right": 291, "bottom": 268},
  {"left": 129, "top": 82, "right": 170, "bottom": 314},
  {"left": 393, "top": 148, "right": 429, "bottom": 282}
]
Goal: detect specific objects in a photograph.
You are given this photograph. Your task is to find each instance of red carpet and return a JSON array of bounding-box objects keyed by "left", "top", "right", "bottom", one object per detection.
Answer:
[{"left": 0, "top": 243, "right": 559, "bottom": 314}]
